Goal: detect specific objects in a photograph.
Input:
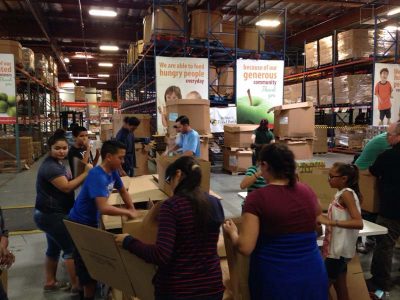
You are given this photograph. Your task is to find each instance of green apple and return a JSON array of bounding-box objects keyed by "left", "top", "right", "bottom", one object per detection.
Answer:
[
  {"left": 0, "top": 101, "right": 7, "bottom": 113},
  {"left": 7, "top": 95, "right": 16, "bottom": 106},
  {"left": 0, "top": 93, "right": 7, "bottom": 102},
  {"left": 237, "top": 96, "right": 273, "bottom": 124},
  {"left": 7, "top": 106, "right": 16, "bottom": 117}
]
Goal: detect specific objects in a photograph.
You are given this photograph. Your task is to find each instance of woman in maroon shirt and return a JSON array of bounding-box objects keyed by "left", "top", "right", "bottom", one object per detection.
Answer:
[
  {"left": 116, "top": 156, "right": 225, "bottom": 300},
  {"left": 224, "top": 143, "right": 328, "bottom": 300}
]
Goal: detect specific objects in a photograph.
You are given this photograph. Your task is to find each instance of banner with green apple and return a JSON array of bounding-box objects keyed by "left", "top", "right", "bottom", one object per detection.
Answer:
[
  {"left": 236, "top": 59, "right": 284, "bottom": 126},
  {"left": 0, "top": 54, "right": 17, "bottom": 124}
]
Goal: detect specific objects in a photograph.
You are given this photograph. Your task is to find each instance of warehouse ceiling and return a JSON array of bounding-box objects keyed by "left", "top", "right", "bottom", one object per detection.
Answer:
[{"left": 0, "top": 0, "right": 398, "bottom": 92}]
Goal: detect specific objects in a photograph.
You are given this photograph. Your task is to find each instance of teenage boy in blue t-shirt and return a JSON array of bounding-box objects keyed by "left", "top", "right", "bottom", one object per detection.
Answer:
[{"left": 69, "top": 140, "right": 138, "bottom": 299}]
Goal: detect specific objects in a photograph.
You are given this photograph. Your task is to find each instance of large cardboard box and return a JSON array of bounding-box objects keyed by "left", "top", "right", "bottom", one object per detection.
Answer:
[
  {"left": 101, "top": 90, "right": 112, "bottom": 102},
  {"left": 334, "top": 74, "right": 372, "bottom": 105},
  {"left": 74, "top": 86, "right": 86, "bottom": 102},
  {"left": 298, "top": 168, "right": 335, "bottom": 211},
  {"left": 156, "top": 155, "right": 211, "bottom": 197},
  {"left": 305, "top": 41, "right": 318, "bottom": 69},
  {"left": 284, "top": 66, "right": 303, "bottom": 76},
  {"left": 145, "top": 5, "right": 184, "bottom": 39},
  {"left": 238, "top": 27, "right": 260, "bottom": 51},
  {"left": 306, "top": 80, "right": 318, "bottom": 106},
  {"left": 134, "top": 143, "right": 150, "bottom": 176},
  {"left": 199, "top": 135, "right": 211, "bottom": 161},
  {"left": 112, "top": 114, "right": 152, "bottom": 138},
  {"left": 223, "top": 124, "right": 257, "bottom": 148},
  {"left": 318, "top": 36, "right": 333, "bottom": 65},
  {"left": 190, "top": 9, "right": 222, "bottom": 39},
  {"left": 166, "top": 99, "right": 210, "bottom": 135},
  {"left": 277, "top": 138, "right": 314, "bottom": 160},
  {"left": 0, "top": 40, "right": 23, "bottom": 65},
  {"left": 283, "top": 83, "right": 302, "bottom": 104},
  {"left": 318, "top": 78, "right": 333, "bottom": 105},
  {"left": 218, "top": 21, "right": 235, "bottom": 48},
  {"left": 273, "top": 102, "right": 315, "bottom": 138},
  {"left": 0, "top": 137, "right": 34, "bottom": 161},
  {"left": 359, "top": 173, "right": 380, "bottom": 213},
  {"left": 314, "top": 127, "right": 328, "bottom": 153},
  {"left": 223, "top": 147, "right": 252, "bottom": 173}
]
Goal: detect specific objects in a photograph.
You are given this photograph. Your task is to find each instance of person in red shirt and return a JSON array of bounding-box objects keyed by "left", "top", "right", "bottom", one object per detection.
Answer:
[{"left": 375, "top": 68, "right": 393, "bottom": 125}]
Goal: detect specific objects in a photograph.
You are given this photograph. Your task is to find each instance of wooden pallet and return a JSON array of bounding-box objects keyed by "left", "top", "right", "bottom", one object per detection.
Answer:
[
  {"left": 0, "top": 160, "right": 30, "bottom": 173},
  {"left": 329, "top": 147, "right": 360, "bottom": 155},
  {"left": 223, "top": 169, "right": 246, "bottom": 176}
]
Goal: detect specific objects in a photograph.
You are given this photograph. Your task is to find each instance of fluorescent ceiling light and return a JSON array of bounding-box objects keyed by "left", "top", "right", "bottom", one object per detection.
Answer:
[
  {"left": 89, "top": 9, "right": 117, "bottom": 17},
  {"left": 100, "top": 45, "right": 119, "bottom": 51},
  {"left": 97, "top": 82, "right": 107, "bottom": 85},
  {"left": 73, "top": 53, "right": 94, "bottom": 59},
  {"left": 64, "top": 57, "right": 70, "bottom": 63},
  {"left": 70, "top": 75, "right": 97, "bottom": 80},
  {"left": 98, "top": 74, "right": 110, "bottom": 78},
  {"left": 98, "top": 62, "right": 113, "bottom": 67},
  {"left": 387, "top": 7, "right": 400, "bottom": 16},
  {"left": 255, "top": 19, "right": 280, "bottom": 27},
  {"left": 140, "top": 90, "right": 145, "bottom": 93}
]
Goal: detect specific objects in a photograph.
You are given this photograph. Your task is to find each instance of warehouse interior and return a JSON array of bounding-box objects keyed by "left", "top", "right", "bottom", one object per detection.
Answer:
[{"left": 1, "top": 0, "right": 400, "bottom": 300}]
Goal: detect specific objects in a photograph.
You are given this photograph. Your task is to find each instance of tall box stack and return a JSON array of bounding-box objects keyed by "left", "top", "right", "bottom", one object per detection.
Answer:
[
  {"left": 314, "top": 127, "right": 328, "bottom": 153},
  {"left": 334, "top": 74, "right": 372, "bottom": 105},
  {"left": 223, "top": 124, "right": 257, "bottom": 173},
  {"left": 318, "top": 36, "right": 333, "bottom": 65},
  {"left": 22, "top": 48, "right": 34, "bottom": 72},
  {"left": 112, "top": 114, "right": 152, "bottom": 138},
  {"left": 100, "top": 90, "right": 112, "bottom": 102},
  {"left": 0, "top": 137, "right": 34, "bottom": 165},
  {"left": 143, "top": 14, "right": 152, "bottom": 45},
  {"left": 274, "top": 102, "right": 315, "bottom": 160},
  {"left": 218, "top": 66, "right": 234, "bottom": 97},
  {"left": 238, "top": 27, "right": 260, "bottom": 51},
  {"left": 35, "top": 53, "right": 48, "bottom": 83},
  {"left": 218, "top": 21, "right": 235, "bottom": 48},
  {"left": 305, "top": 41, "right": 318, "bottom": 69},
  {"left": 0, "top": 40, "right": 23, "bottom": 65},
  {"left": 283, "top": 83, "right": 302, "bottom": 104},
  {"left": 190, "top": 10, "right": 222, "bottom": 40},
  {"left": 305, "top": 80, "right": 318, "bottom": 106},
  {"left": 335, "top": 127, "right": 366, "bottom": 150},
  {"left": 74, "top": 86, "right": 86, "bottom": 102},
  {"left": 318, "top": 78, "right": 333, "bottom": 105}
]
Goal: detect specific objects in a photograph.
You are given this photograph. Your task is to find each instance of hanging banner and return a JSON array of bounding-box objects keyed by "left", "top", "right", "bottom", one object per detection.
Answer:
[
  {"left": 156, "top": 56, "right": 208, "bottom": 134},
  {"left": 236, "top": 59, "right": 284, "bottom": 126},
  {"left": 373, "top": 63, "right": 400, "bottom": 125},
  {"left": 210, "top": 107, "right": 237, "bottom": 133},
  {"left": 0, "top": 54, "right": 16, "bottom": 124}
]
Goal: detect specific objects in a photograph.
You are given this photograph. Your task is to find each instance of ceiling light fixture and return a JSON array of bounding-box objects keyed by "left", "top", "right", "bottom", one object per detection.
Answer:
[
  {"left": 387, "top": 7, "right": 400, "bottom": 16},
  {"left": 98, "top": 62, "right": 113, "bottom": 67},
  {"left": 64, "top": 57, "right": 70, "bottom": 63},
  {"left": 100, "top": 45, "right": 119, "bottom": 51},
  {"left": 89, "top": 9, "right": 117, "bottom": 17},
  {"left": 97, "top": 82, "right": 107, "bottom": 85},
  {"left": 73, "top": 53, "right": 94, "bottom": 59},
  {"left": 255, "top": 19, "right": 281, "bottom": 27},
  {"left": 70, "top": 75, "right": 97, "bottom": 80},
  {"left": 98, "top": 74, "right": 110, "bottom": 78}
]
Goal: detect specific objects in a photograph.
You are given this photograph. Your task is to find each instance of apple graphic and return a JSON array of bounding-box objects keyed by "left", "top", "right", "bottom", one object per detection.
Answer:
[
  {"left": 7, "top": 106, "right": 16, "bottom": 117},
  {"left": 237, "top": 89, "right": 273, "bottom": 124},
  {"left": 7, "top": 95, "right": 16, "bottom": 106},
  {"left": 0, "top": 100, "right": 8, "bottom": 113}
]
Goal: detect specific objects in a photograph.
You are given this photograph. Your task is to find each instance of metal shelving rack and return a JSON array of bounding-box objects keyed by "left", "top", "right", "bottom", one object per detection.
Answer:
[{"left": 0, "top": 66, "right": 60, "bottom": 171}]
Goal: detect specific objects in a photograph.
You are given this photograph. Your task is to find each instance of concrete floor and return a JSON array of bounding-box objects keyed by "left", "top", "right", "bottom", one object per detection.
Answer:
[{"left": 2, "top": 152, "right": 400, "bottom": 299}]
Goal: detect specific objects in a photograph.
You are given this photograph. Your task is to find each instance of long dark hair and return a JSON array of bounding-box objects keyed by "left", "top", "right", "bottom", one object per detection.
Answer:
[
  {"left": 166, "top": 156, "right": 211, "bottom": 237},
  {"left": 259, "top": 143, "right": 297, "bottom": 187},
  {"left": 256, "top": 119, "right": 269, "bottom": 132},
  {"left": 333, "top": 162, "right": 363, "bottom": 204},
  {"left": 48, "top": 129, "right": 67, "bottom": 150}
]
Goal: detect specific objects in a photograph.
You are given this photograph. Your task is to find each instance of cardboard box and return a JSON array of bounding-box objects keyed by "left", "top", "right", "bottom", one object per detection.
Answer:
[
  {"left": 318, "top": 36, "right": 333, "bottom": 65},
  {"left": 190, "top": 9, "right": 222, "bottom": 39},
  {"left": 143, "top": 14, "right": 153, "bottom": 45},
  {"left": 273, "top": 102, "right": 315, "bottom": 138},
  {"left": 238, "top": 27, "right": 260, "bottom": 51},
  {"left": 223, "top": 124, "right": 257, "bottom": 148},
  {"left": 306, "top": 80, "right": 318, "bottom": 106},
  {"left": 223, "top": 147, "right": 252, "bottom": 173},
  {"left": 314, "top": 127, "right": 328, "bottom": 153},
  {"left": 74, "top": 86, "right": 86, "bottom": 102},
  {"left": 0, "top": 137, "right": 34, "bottom": 161},
  {"left": 166, "top": 99, "right": 210, "bottom": 135},
  {"left": 156, "top": 155, "right": 211, "bottom": 197},
  {"left": 199, "top": 135, "right": 211, "bottom": 161},
  {"left": 0, "top": 40, "right": 23, "bottom": 65},
  {"left": 283, "top": 83, "right": 302, "bottom": 104},
  {"left": 101, "top": 90, "right": 112, "bottom": 102},
  {"left": 284, "top": 66, "right": 304, "bottom": 76},
  {"left": 318, "top": 78, "right": 332, "bottom": 105},
  {"left": 22, "top": 47, "right": 34, "bottom": 71},
  {"left": 219, "top": 21, "right": 235, "bottom": 48},
  {"left": 112, "top": 114, "right": 152, "bottom": 138},
  {"left": 298, "top": 168, "right": 335, "bottom": 210},
  {"left": 334, "top": 74, "right": 372, "bottom": 105},
  {"left": 146, "top": 5, "right": 184, "bottom": 38},
  {"left": 305, "top": 41, "right": 318, "bottom": 69},
  {"left": 100, "top": 124, "right": 113, "bottom": 142},
  {"left": 359, "top": 173, "right": 380, "bottom": 213},
  {"left": 64, "top": 220, "right": 156, "bottom": 300},
  {"left": 277, "top": 138, "right": 314, "bottom": 160},
  {"left": 134, "top": 143, "right": 150, "bottom": 176},
  {"left": 218, "top": 66, "right": 234, "bottom": 96}
]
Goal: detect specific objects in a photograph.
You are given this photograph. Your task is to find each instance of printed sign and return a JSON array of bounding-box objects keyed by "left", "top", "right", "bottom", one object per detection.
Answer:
[
  {"left": 156, "top": 56, "right": 208, "bottom": 134},
  {"left": 210, "top": 107, "right": 237, "bottom": 133},
  {"left": 0, "top": 54, "right": 16, "bottom": 124},
  {"left": 236, "top": 59, "right": 284, "bottom": 126}
]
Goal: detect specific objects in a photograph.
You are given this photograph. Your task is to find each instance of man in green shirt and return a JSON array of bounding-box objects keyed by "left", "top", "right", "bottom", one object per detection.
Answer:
[{"left": 355, "top": 133, "right": 391, "bottom": 171}]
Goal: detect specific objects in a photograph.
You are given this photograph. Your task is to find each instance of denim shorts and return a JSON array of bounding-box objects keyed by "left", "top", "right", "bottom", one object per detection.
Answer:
[{"left": 33, "top": 209, "right": 74, "bottom": 260}]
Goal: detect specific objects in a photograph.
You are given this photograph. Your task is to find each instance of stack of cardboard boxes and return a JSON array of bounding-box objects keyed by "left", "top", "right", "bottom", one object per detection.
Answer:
[
  {"left": 0, "top": 40, "right": 23, "bottom": 65},
  {"left": 283, "top": 83, "right": 302, "bottom": 104},
  {"left": 334, "top": 127, "right": 366, "bottom": 150},
  {"left": 274, "top": 102, "right": 315, "bottom": 160},
  {"left": 22, "top": 47, "right": 34, "bottom": 73},
  {"left": 222, "top": 124, "right": 257, "bottom": 174},
  {"left": 318, "top": 36, "right": 333, "bottom": 65},
  {"left": 314, "top": 126, "right": 328, "bottom": 154},
  {"left": 334, "top": 74, "right": 372, "bottom": 105},
  {"left": 305, "top": 80, "right": 318, "bottom": 106},
  {"left": 305, "top": 41, "right": 318, "bottom": 69},
  {"left": 0, "top": 137, "right": 34, "bottom": 170}
]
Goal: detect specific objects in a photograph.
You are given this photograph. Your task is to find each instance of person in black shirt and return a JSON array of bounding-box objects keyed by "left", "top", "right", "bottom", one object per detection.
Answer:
[
  {"left": 116, "top": 117, "right": 140, "bottom": 177},
  {"left": 34, "top": 129, "right": 92, "bottom": 292},
  {"left": 367, "top": 122, "right": 400, "bottom": 292},
  {"left": 68, "top": 126, "right": 99, "bottom": 178}
]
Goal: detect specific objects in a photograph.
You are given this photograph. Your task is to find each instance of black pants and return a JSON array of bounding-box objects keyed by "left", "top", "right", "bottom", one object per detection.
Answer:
[{"left": 0, "top": 280, "right": 8, "bottom": 300}]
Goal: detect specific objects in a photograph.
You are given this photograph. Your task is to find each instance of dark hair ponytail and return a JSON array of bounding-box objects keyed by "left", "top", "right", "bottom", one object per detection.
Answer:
[
  {"left": 48, "top": 129, "right": 67, "bottom": 150},
  {"left": 166, "top": 156, "right": 211, "bottom": 237},
  {"left": 333, "top": 162, "right": 363, "bottom": 204},
  {"left": 259, "top": 143, "right": 297, "bottom": 187}
]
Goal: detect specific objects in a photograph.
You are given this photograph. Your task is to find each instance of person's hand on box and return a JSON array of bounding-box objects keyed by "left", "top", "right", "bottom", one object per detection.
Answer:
[
  {"left": 223, "top": 219, "right": 239, "bottom": 241},
  {"left": 115, "top": 234, "right": 130, "bottom": 247}
]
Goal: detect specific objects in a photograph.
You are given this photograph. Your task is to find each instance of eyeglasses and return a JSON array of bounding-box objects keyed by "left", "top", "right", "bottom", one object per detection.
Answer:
[{"left": 328, "top": 175, "right": 342, "bottom": 180}]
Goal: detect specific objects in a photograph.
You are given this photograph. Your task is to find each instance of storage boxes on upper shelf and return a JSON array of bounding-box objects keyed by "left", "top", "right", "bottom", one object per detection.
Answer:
[
  {"left": 100, "top": 90, "right": 112, "bottom": 102},
  {"left": 305, "top": 80, "right": 318, "bottom": 106},
  {"left": 74, "top": 86, "right": 86, "bottom": 102},
  {"left": 22, "top": 48, "right": 34, "bottom": 72},
  {"left": 305, "top": 41, "right": 318, "bottom": 69},
  {"left": 284, "top": 66, "right": 304, "bottom": 76},
  {"left": 334, "top": 74, "right": 372, "bottom": 105},
  {"left": 34, "top": 53, "right": 48, "bottom": 83},
  {"left": 238, "top": 26, "right": 261, "bottom": 51},
  {"left": 0, "top": 40, "right": 23, "bottom": 65},
  {"left": 318, "top": 78, "right": 333, "bottom": 106},
  {"left": 283, "top": 83, "right": 302, "bottom": 105},
  {"left": 190, "top": 10, "right": 222, "bottom": 40},
  {"left": 318, "top": 36, "right": 333, "bottom": 66}
]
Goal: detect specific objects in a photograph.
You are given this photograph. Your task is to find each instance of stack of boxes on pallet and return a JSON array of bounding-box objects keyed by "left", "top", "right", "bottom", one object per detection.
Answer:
[
  {"left": 314, "top": 126, "right": 328, "bottom": 154},
  {"left": 274, "top": 102, "right": 315, "bottom": 160},
  {"left": 334, "top": 127, "right": 366, "bottom": 151},
  {"left": 222, "top": 124, "right": 257, "bottom": 174},
  {"left": 0, "top": 137, "right": 34, "bottom": 171}
]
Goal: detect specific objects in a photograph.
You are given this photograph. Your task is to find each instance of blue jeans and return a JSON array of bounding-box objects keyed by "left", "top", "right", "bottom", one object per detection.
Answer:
[{"left": 33, "top": 209, "right": 74, "bottom": 260}]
